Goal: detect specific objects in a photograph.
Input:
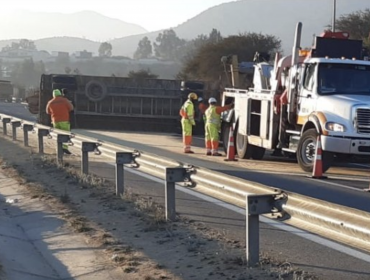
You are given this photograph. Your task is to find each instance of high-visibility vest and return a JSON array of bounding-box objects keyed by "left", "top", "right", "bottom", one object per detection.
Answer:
[
  {"left": 205, "top": 105, "right": 220, "bottom": 126},
  {"left": 179, "top": 100, "right": 194, "bottom": 122}
]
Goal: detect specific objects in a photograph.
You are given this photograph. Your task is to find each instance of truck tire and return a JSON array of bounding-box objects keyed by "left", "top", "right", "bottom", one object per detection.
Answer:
[
  {"left": 251, "top": 146, "right": 265, "bottom": 160},
  {"left": 236, "top": 131, "right": 252, "bottom": 159},
  {"left": 222, "top": 124, "right": 235, "bottom": 153},
  {"left": 297, "top": 128, "right": 333, "bottom": 173},
  {"left": 85, "top": 80, "right": 107, "bottom": 102}
]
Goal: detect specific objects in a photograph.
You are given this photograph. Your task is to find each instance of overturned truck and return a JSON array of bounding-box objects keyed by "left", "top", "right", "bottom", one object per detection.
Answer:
[{"left": 27, "top": 74, "right": 205, "bottom": 133}]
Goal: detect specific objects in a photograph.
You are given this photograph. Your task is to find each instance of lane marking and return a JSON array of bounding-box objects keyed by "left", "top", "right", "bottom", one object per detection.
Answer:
[
  {"left": 350, "top": 163, "right": 370, "bottom": 168},
  {"left": 107, "top": 162, "right": 370, "bottom": 263},
  {"left": 307, "top": 178, "right": 369, "bottom": 192}
]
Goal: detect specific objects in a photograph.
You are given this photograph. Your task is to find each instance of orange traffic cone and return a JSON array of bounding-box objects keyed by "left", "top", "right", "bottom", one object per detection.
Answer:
[
  {"left": 311, "top": 135, "right": 327, "bottom": 179},
  {"left": 224, "top": 126, "right": 238, "bottom": 162}
]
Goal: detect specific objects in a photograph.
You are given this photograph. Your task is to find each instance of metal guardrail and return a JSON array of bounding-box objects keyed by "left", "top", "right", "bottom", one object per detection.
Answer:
[{"left": 1, "top": 113, "right": 370, "bottom": 267}]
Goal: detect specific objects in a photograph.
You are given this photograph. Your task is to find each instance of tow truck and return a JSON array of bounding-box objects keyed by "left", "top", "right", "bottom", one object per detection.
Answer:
[{"left": 221, "top": 22, "right": 370, "bottom": 172}]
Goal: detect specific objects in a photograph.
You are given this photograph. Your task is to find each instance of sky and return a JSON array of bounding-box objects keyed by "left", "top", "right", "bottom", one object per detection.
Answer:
[{"left": 0, "top": 0, "right": 236, "bottom": 32}]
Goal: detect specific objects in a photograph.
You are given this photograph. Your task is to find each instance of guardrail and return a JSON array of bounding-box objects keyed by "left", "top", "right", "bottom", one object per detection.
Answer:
[{"left": 1, "top": 113, "right": 370, "bottom": 267}]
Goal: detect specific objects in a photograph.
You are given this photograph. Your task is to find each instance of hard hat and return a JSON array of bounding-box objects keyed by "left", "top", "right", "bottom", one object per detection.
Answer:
[
  {"left": 188, "top": 92, "right": 198, "bottom": 100},
  {"left": 198, "top": 97, "right": 203, "bottom": 102},
  {"left": 53, "top": 89, "right": 62, "bottom": 97},
  {"left": 208, "top": 97, "right": 217, "bottom": 104}
]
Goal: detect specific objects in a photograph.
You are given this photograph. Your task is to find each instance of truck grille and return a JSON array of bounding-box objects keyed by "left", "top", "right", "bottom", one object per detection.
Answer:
[{"left": 356, "top": 108, "right": 370, "bottom": 134}]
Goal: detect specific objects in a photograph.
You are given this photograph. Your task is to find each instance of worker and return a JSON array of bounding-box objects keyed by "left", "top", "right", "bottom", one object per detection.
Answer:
[
  {"left": 179, "top": 92, "right": 198, "bottom": 153},
  {"left": 197, "top": 96, "right": 209, "bottom": 136},
  {"left": 205, "top": 97, "right": 233, "bottom": 156},
  {"left": 46, "top": 89, "right": 74, "bottom": 154}
]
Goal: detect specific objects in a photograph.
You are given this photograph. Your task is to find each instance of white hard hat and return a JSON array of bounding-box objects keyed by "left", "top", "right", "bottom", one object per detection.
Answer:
[
  {"left": 198, "top": 97, "right": 203, "bottom": 102},
  {"left": 208, "top": 97, "right": 217, "bottom": 104}
]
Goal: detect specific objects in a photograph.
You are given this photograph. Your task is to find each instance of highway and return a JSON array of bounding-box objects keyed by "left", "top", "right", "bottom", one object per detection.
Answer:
[
  {"left": 2, "top": 102, "right": 370, "bottom": 279},
  {"left": 1, "top": 102, "right": 370, "bottom": 213}
]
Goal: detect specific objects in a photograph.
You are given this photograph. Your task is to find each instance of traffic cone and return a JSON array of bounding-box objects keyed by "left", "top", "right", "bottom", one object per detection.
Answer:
[
  {"left": 311, "top": 135, "right": 327, "bottom": 179},
  {"left": 224, "top": 126, "right": 238, "bottom": 162}
]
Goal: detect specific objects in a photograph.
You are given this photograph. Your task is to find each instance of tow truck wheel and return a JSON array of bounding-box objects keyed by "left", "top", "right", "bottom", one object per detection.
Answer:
[
  {"left": 222, "top": 124, "right": 232, "bottom": 153},
  {"left": 236, "top": 131, "right": 252, "bottom": 159},
  {"left": 251, "top": 146, "right": 265, "bottom": 160},
  {"left": 297, "top": 128, "right": 333, "bottom": 173}
]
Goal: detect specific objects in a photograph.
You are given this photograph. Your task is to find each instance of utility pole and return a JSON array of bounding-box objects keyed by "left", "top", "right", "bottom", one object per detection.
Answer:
[{"left": 332, "top": 0, "right": 336, "bottom": 32}]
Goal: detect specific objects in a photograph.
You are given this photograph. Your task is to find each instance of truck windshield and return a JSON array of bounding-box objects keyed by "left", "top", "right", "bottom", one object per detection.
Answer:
[{"left": 318, "top": 63, "right": 370, "bottom": 95}]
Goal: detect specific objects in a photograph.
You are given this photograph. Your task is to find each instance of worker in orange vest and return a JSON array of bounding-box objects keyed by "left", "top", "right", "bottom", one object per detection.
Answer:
[
  {"left": 179, "top": 92, "right": 198, "bottom": 153},
  {"left": 46, "top": 89, "right": 74, "bottom": 154},
  {"left": 205, "top": 97, "right": 233, "bottom": 156}
]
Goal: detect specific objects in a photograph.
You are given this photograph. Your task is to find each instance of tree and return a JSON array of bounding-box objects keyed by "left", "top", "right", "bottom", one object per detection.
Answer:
[
  {"left": 10, "top": 59, "right": 45, "bottom": 88},
  {"left": 182, "top": 29, "right": 223, "bottom": 63},
  {"left": 98, "top": 42, "right": 113, "bottom": 57},
  {"left": 180, "top": 33, "right": 281, "bottom": 82},
  {"left": 1, "top": 39, "right": 36, "bottom": 52},
  {"left": 127, "top": 69, "right": 158, "bottom": 79},
  {"left": 334, "top": 9, "right": 370, "bottom": 49},
  {"left": 19, "top": 39, "right": 36, "bottom": 50},
  {"left": 134, "top": 37, "right": 153, "bottom": 59},
  {"left": 153, "top": 29, "right": 186, "bottom": 61}
]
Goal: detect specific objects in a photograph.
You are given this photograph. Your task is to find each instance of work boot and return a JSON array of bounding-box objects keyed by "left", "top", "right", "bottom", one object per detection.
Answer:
[
  {"left": 63, "top": 149, "right": 72, "bottom": 155},
  {"left": 212, "top": 152, "right": 222, "bottom": 156},
  {"left": 206, "top": 152, "right": 212, "bottom": 156},
  {"left": 185, "top": 150, "right": 194, "bottom": 154}
]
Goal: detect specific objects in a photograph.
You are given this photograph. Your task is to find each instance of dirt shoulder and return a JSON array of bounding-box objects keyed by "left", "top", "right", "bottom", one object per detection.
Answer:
[{"left": 0, "top": 133, "right": 317, "bottom": 280}]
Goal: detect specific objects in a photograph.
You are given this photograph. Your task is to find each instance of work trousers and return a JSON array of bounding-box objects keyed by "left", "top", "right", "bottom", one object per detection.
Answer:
[
  {"left": 53, "top": 121, "right": 70, "bottom": 150},
  {"left": 181, "top": 119, "right": 193, "bottom": 152},
  {"left": 205, "top": 123, "right": 220, "bottom": 154}
]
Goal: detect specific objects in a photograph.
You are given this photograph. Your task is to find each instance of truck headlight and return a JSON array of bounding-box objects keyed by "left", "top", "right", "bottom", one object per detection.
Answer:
[{"left": 325, "top": 122, "right": 346, "bottom": 132}]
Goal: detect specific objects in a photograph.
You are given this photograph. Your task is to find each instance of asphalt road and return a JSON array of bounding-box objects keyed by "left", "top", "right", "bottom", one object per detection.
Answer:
[
  {"left": 2, "top": 102, "right": 370, "bottom": 280},
  {"left": 1, "top": 103, "right": 370, "bottom": 212}
]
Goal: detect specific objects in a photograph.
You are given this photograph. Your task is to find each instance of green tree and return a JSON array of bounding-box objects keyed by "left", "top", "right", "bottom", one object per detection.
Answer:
[
  {"left": 128, "top": 69, "right": 158, "bottom": 79},
  {"left": 333, "top": 9, "right": 370, "bottom": 49},
  {"left": 335, "top": 9, "right": 370, "bottom": 40},
  {"left": 182, "top": 29, "right": 223, "bottom": 63},
  {"left": 11, "top": 59, "right": 45, "bottom": 88},
  {"left": 180, "top": 33, "right": 281, "bottom": 81},
  {"left": 134, "top": 36, "right": 153, "bottom": 59},
  {"left": 19, "top": 39, "right": 36, "bottom": 50},
  {"left": 98, "top": 42, "right": 113, "bottom": 57},
  {"left": 153, "top": 29, "right": 186, "bottom": 61}
]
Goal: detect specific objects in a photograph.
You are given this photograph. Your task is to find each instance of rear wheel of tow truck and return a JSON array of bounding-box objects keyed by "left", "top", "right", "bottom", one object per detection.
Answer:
[
  {"left": 251, "top": 146, "right": 266, "bottom": 160},
  {"left": 297, "top": 128, "right": 333, "bottom": 173},
  {"left": 222, "top": 124, "right": 231, "bottom": 153},
  {"left": 236, "top": 131, "right": 252, "bottom": 159}
]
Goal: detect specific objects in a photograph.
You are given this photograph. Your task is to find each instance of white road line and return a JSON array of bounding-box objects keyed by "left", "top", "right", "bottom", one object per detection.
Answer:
[
  {"left": 307, "top": 178, "right": 369, "bottom": 192},
  {"left": 350, "top": 163, "right": 370, "bottom": 168},
  {"left": 108, "top": 162, "right": 370, "bottom": 263}
]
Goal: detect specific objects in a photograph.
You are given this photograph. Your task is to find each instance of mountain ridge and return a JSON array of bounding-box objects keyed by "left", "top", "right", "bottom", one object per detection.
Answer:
[{"left": 1, "top": 0, "right": 369, "bottom": 57}]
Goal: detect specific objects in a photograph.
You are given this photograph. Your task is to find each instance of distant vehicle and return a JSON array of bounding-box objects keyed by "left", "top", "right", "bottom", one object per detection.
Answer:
[{"left": 0, "top": 80, "right": 13, "bottom": 102}]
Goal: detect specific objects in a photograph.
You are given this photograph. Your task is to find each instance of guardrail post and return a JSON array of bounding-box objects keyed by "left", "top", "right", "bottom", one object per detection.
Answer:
[
  {"left": 22, "top": 124, "right": 34, "bottom": 147},
  {"left": 115, "top": 152, "right": 136, "bottom": 196},
  {"left": 37, "top": 129, "right": 50, "bottom": 154},
  {"left": 11, "top": 121, "right": 21, "bottom": 141},
  {"left": 165, "top": 167, "right": 191, "bottom": 221},
  {"left": 57, "top": 134, "right": 71, "bottom": 164},
  {"left": 2, "top": 118, "right": 11, "bottom": 135},
  {"left": 246, "top": 194, "right": 279, "bottom": 267},
  {"left": 81, "top": 142, "right": 99, "bottom": 175}
]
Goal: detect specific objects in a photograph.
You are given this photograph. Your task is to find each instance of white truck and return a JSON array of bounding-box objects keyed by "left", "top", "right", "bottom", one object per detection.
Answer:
[{"left": 221, "top": 22, "right": 370, "bottom": 172}]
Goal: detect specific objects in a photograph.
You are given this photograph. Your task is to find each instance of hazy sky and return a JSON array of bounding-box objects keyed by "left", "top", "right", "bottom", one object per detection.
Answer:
[{"left": 0, "top": 0, "right": 236, "bottom": 31}]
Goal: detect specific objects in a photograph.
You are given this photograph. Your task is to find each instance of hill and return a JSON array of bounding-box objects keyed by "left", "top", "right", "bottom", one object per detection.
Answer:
[
  {"left": 112, "top": 0, "right": 370, "bottom": 57},
  {"left": 0, "top": 10, "right": 147, "bottom": 42},
  {"left": 1, "top": 0, "right": 370, "bottom": 58}
]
